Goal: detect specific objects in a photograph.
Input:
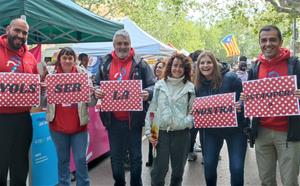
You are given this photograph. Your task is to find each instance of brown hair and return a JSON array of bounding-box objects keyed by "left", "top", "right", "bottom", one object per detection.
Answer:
[
  {"left": 55, "top": 47, "right": 77, "bottom": 69},
  {"left": 163, "top": 53, "right": 191, "bottom": 84},
  {"left": 153, "top": 59, "right": 166, "bottom": 78},
  {"left": 194, "top": 51, "right": 222, "bottom": 90}
]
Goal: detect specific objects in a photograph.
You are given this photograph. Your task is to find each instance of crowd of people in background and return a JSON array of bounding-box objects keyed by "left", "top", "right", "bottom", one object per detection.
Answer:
[{"left": 1, "top": 17, "right": 300, "bottom": 186}]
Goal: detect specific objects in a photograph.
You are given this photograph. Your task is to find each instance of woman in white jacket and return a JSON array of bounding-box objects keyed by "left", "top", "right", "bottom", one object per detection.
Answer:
[{"left": 145, "top": 53, "right": 195, "bottom": 186}]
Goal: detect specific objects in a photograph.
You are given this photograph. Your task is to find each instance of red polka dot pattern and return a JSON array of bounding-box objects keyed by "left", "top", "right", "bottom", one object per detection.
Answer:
[
  {"left": 100, "top": 80, "right": 143, "bottom": 111},
  {"left": 193, "top": 93, "right": 238, "bottom": 128},
  {"left": 45, "top": 73, "right": 90, "bottom": 104},
  {"left": 0, "top": 73, "right": 40, "bottom": 106},
  {"left": 243, "top": 75, "right": 299, "bottom": 118}
]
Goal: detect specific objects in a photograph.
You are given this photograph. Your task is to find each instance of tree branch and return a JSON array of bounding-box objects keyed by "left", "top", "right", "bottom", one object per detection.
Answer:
[{"left": 265, "top": 0, "right": 300, "bottom": 14}]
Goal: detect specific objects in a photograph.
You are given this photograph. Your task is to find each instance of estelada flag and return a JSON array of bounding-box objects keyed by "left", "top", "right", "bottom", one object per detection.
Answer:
[
  {"left": 0, "top": 73, "right": 40, "bottom": 106},
  {"left": 45, "top": 73, "right": 90, "bottom": 104},
  {"left": 192, "top": 92, "right": 238, "bottom": 128},
  {"left": 243, "top": 75, "right": 300, "bottom": 118},
  {"left": 99, "top": 80, "right": 143, "bottom": 111},
  {"left": 220, "top": 34, "right": 240, "bottom": 57}
]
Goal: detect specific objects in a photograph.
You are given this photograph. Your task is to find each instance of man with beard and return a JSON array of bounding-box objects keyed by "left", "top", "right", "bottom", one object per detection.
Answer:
[
  {"left": 95, "top": 29, "right": 155, "bottom": 186},
  {"left": 0, "top": 18, "right": 38, "bottom": 185}
]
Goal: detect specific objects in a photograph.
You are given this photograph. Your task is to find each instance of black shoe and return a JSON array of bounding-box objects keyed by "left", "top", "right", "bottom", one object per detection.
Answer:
[
  {"left": 145, "top": 161, "right": 152, "bottom": 167},
  {"left": 124, "top": 152, "right": 130, "bottom": 170},
  {"left": 71, "top": 172, "right": 76, "bottom": 182},
  {"left": 187, "top": 152, "right": 197, "bottom": 161},
  {"left": 124, "top": 161, "right": 130, "bottom": 170}
]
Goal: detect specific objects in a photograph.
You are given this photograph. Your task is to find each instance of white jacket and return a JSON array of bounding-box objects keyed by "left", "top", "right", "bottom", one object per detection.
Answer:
[{"left": 145, "top": 78, "right": 195, "bottom": 135}]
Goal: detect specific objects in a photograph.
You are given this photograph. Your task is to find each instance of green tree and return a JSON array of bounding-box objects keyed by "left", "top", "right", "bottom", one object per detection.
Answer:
[{"left": 74, "top": 0, "right": 294, "bottom": 60}]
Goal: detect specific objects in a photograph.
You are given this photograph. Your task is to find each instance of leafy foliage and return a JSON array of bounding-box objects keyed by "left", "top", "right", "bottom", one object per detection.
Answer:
[{"left": 75, "top": 0, "right": 295, "bottom": 60}]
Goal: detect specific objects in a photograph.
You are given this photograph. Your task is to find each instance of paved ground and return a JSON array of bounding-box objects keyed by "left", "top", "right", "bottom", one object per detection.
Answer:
[{"left": 74, "top": 138, "right": 298, "bottom": 186}]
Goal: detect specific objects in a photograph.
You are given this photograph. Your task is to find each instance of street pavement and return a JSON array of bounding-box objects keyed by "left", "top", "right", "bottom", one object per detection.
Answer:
[{"left": 77, "top": 138, "right": 298, "bottom": 186}]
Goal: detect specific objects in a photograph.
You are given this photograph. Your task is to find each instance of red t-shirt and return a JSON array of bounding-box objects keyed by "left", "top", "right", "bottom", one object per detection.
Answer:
[{"left": 50, "top": 103, "right": 87, "bottom": 134}]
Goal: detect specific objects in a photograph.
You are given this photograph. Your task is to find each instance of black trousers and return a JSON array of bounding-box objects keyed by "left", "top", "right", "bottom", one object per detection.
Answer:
[
  {"left": 147, "top": 142, "right": 153, "bottom": 163},
  {"left": 189, "top": 127, "right": 199, "bottom": 152},
  {"left": 0, "top": 112, "right": 33, "bottom": 186}
]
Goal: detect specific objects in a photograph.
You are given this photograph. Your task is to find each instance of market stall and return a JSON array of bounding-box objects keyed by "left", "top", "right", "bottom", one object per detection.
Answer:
[{"left": 72, "top": 18, "right": 176, "bottom": 56}]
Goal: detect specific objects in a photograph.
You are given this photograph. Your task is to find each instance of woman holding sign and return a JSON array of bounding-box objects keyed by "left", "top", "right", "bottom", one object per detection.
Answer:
[
  {"left": 194, "top": 51, "right": 247, "bottom": 186},
  {"left": 145, "top": 53, "right": 195, "bottom": 186},
  {"left": 44, "top": 47, "right": 93, "bottom": 186}
]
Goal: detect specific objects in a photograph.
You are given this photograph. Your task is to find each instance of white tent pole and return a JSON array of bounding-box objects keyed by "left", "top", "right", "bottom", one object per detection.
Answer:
[{"left": 20, "top": 15, "right": 28, "bottom": 45}]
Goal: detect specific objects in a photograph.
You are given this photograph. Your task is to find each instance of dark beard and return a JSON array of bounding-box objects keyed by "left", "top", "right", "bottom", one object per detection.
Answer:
[{"left": 7, "top": 34, "right": 25, "bottom": 51}]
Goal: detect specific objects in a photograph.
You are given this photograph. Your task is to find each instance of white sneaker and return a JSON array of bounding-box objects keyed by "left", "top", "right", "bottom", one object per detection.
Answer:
[{"left": 194, "top": 146, "right": 202, "bottom": 152}]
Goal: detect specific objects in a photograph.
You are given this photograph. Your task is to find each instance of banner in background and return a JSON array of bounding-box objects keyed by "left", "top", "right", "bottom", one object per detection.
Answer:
[
  {"left": 29, "top": 44, "right": 42, "bottom": 63},
  {"left": 99, "top": 80, "right": 143, "bottom": 111},
  {"left": 243, "top": 75, "right": 299, "bottom": 118},
  {"left": 70, "top": 107, "right": 110, "bottom": 171},
  {"left": 45, "top": 73, "right": 90, "bottom": 104},
  {"left": 193, "top": 93, "right": 237, "bottom": 128},
  {"left": 31, "top": 112, "right": 58, "bottom": 186},
  {"left": 0, "top": 73, "right": 40, "bottom": 106}
]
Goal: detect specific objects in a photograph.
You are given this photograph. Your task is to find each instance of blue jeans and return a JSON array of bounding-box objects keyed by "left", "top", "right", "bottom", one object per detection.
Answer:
[
  {"left": 51, "top": 130, "right": 90, "bottom": 186},
  {"left": 108, "top": 117, "right": 142, "bottom": 186},
  {"left": 203, "top": 130, "right": 247, "bottom": 186}
]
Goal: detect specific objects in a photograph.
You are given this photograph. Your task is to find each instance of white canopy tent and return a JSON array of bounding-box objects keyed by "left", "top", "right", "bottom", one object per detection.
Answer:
[{"left": 72, "top": 18, "right": 176, "bottom": 57}]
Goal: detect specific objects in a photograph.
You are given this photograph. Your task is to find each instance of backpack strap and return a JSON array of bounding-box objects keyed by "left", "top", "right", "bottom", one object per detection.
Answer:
[{"left": 99, "top": 54, "right": 112, "bottom": 81}]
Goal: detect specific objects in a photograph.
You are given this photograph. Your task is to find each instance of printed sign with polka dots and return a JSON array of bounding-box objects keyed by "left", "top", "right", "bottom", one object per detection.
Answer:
[
  {"left": 243, "top": 75, "right": 299, "bottom": 118},
  {"left": 100, "top": 80, "right": 143, "bottom": 111},
  {"left": 45, "top": 73, "right": 90, "bottom": 104},
  {"left": 193, "top": 93, "right": 237, "bottom": 128},
  {"left": 0, "top": 73, "right": 40, "bottom": 106}
]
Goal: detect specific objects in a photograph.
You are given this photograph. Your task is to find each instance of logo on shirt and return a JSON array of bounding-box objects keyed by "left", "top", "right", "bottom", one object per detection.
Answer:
[
  {"left": 6, "top": 56, "right": 21, "bottom": 72},
  {"left": 267, "top": 71, "right": 280, "bottom": 78},
  {"left": 114, "top": 67, "right": 126, "bottom": 81}
]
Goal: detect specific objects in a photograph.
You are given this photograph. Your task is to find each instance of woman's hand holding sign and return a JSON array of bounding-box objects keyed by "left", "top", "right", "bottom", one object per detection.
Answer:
[
  {"left": 95, "top": 88, "right": 105, "bottom": 99},
  {"left": 40, "top": 82, "right": 47, "bottom": 96},
  {"left": 140, "top": 90, "right": 149, "bottom": 101},
  {"left": 235, "top": 101, "right": 242, "bottom": 113},
  {"left": 294, "top": 89, "right": 300, "bottom": 99},
  {"left": 235, "top": 92, "right": 246, "bottom": 113},
  {"left": 239, "top": 93, "right": 246, "bottom": 101}
]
